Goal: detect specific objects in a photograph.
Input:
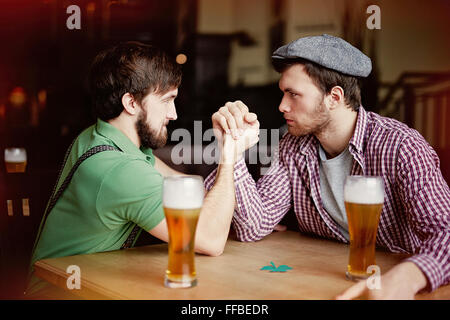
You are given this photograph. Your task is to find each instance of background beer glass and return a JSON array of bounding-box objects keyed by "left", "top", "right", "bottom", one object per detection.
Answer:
[
  {"left": 163, "top": 175, "right": 204, "bottom": 288},
  {"left": 344, "top": 175, "right": 384, "bottom": 281},
  {"left": 4, "top": 148, "right": 27, "bottom": 173}
]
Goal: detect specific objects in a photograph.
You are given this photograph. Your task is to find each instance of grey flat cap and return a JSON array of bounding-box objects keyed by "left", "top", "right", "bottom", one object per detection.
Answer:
[{"left": 272, "top": 34, "right": 372, "bottom": 77}]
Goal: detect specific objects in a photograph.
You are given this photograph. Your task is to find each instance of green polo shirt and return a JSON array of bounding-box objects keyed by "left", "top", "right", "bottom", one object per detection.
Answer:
[{"left": 31, "top": 119, "right": 165, "bottom": 267}]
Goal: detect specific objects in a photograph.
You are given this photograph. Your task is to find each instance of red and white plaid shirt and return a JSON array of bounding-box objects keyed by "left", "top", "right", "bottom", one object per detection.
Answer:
[{"left": 205, "top": 107, "right": 450, "bottom": 292}]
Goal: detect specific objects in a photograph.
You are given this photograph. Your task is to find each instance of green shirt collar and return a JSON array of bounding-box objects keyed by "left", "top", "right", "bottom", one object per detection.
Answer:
[{"left": 95, "top": 119, "right": 154, "bottom": 163}]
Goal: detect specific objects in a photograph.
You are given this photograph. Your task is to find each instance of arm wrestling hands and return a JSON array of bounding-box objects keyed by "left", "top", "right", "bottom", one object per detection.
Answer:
[{"left": 212, "top": 101, "right": 260, "bottom": 164}]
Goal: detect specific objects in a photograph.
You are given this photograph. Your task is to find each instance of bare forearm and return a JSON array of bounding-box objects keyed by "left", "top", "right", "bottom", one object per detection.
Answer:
[
  {"left": 193, "top": 125, "right": 258, "bottom": 255},
  {"left": 390, "top": 262, "right": 428, "bottom": 293},
  {"left": 195, "top": 163, "right": 235, "bottom": 256}
]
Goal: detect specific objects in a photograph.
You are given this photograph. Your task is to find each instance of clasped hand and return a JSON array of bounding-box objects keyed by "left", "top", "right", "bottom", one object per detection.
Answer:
[{"left": 212, "top": 101, "right": 260, "bottom": 164}]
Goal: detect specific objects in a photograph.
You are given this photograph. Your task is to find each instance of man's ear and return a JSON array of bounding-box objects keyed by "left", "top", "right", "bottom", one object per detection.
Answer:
[
  {"left": 121, "top": 93, "right": 138, "bottom": 115},
  {"left": 327, "top": 86, "right": 345, "bottom": 110}
]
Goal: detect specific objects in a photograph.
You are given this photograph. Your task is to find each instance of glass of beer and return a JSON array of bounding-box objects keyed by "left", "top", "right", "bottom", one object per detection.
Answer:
[
  {"left": 4, "top": 148, "right": 27, "bottom": 173},
  {"left": 163, "top": 175, "right": 204, "bottom": 288},
  {"left": 344, "top": 175, "right": 384, "bottom": 281}
]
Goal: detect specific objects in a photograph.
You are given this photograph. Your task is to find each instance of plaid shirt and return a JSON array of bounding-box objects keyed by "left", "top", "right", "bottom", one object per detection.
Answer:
[{"left": 205, "top": 107, "right": 450, "bottom": 292}]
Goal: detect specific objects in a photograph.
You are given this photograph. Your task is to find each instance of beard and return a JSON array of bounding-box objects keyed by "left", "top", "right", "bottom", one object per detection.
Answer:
[
  {"left": 135, "top": 108, "right": 167, "bottom": 149},
  {"left": 287, "top": 97, "right": 331, "bottom": 137}
]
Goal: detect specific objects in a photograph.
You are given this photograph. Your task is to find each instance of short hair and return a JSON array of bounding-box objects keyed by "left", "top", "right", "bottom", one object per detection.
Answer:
[
  {"left": 88, "top": 41, "right": 182, "bottom": 121},
  {"left": 272, "top": 58, "right": 361, "bottom": 111}
]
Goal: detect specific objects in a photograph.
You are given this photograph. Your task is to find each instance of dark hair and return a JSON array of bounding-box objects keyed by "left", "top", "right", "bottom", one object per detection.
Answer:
[
  {"left": 88, "top": 41, "right": 182, "bottom": 121},
  {"left": 272, "top": 58, "right": 361, "bottom": 111}
]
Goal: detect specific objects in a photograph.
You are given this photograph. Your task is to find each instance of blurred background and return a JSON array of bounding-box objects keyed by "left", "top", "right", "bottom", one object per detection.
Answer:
[{"left": 0, "top": 0, "right": 449, "bottom": 298}]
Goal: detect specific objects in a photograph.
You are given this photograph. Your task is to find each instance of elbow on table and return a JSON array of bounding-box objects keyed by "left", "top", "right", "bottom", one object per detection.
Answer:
[
  {"left": 196, "top": 238, "right": 225, "bottom": 257},
  {"left": 205, "top": 247, "right": 224, "bottom": 257}
]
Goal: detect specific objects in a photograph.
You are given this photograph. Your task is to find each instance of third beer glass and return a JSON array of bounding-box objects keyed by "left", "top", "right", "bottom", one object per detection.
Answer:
[
  {"left": 163, "top": 175, "right": 204, "bottom": 288},
  {"left": 344, "top": 175, "right": 384, "bottom": 280},
  {"left": 4, "top": 148, "right": 27, "bottom": 173}
]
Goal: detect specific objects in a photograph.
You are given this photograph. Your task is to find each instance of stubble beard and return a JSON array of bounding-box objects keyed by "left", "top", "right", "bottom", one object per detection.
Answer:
[{"left": 288, "top": 98, "right": 331, "bottom": 137}]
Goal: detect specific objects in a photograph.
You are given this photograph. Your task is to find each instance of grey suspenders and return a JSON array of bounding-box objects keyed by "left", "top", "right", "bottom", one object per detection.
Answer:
[{"left": 32, "top": 144, "right": 142, "bottom": 256}]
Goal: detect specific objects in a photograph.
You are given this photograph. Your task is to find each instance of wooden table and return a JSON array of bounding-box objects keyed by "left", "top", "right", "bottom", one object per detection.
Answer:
[{"left": 34, "top": 231, "right": 450, "bottom": 300}]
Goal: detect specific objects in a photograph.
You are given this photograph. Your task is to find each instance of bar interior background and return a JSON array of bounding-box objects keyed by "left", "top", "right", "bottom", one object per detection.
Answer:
[{"left": 0, "top": 0, "right": 449, "bottom": 299}]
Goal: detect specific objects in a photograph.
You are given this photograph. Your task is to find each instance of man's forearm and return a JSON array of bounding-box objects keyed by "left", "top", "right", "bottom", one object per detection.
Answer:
[
  {"left": 378, "top": 261, "right": 428, "bottom": 297},
  {"left": 195, "top": 163, "right": 235, "bottom": 256},
  {"left": 396, "top": 262, "right": 428, "bottom": 293}
]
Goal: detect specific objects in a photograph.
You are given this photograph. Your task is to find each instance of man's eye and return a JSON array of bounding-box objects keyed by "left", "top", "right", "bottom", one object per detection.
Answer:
[{"left": 289, "top": 92, "right": 297, "bottom": 97}]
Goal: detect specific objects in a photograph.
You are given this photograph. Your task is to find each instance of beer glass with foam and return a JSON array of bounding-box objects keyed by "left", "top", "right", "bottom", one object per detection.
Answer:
[
  {"left": 344, "top": 175, "right": 384, "bottom": 280},
  {"left": 4, "top": 148, "right": 27, "bottom": 173},
  {"left": 163, "top": 175, "right": 204, "bottom": 288}
]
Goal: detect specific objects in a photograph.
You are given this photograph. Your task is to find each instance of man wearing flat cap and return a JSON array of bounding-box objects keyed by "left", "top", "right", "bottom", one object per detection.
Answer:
[{"left": 206, "top": 34, "right": 450, "bottom": 299}]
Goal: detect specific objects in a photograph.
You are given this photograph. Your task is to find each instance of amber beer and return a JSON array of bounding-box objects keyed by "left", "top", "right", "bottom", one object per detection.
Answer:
[
  {"left": 164, "top": 208, "right": 200, "bottom": 284},
  {"left": 163, "top": 175, "right": 204, "bottom": 288},
  {"left": 344, "top": 176, "right": 384, "bottom": 280},
  {"left": 4, "top": 148, "right": 27, "bottom": 173}
]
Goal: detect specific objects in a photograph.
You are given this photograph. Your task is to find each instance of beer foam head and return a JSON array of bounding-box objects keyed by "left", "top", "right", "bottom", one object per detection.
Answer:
[
  {"left": 4, "top": 148, "right": 27, "bottom": 162},
  {"left": 344, "top": 176, "right": 384, "bottom": 204},
  {"left": 163, "top": 175, "right": 204, "bottom": 209}
]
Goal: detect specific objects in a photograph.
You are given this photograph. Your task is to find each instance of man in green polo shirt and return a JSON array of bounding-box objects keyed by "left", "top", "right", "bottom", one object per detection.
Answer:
[{"left": 26, "top": 42, "right": 259, "bottom": 298}]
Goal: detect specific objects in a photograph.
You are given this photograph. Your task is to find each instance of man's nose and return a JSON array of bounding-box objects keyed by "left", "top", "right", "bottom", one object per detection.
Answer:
[
  {"left": 168, "top": 103, "right": 177, "bottom": 120},
  {"left": 278, "top": 96, "right": 290, "bottom": 113}
]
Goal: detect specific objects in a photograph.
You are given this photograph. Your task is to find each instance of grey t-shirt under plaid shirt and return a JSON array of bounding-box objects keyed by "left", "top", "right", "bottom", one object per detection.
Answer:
[{"left": 318, "top": 144, "right": 353, "bottom": 241}]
